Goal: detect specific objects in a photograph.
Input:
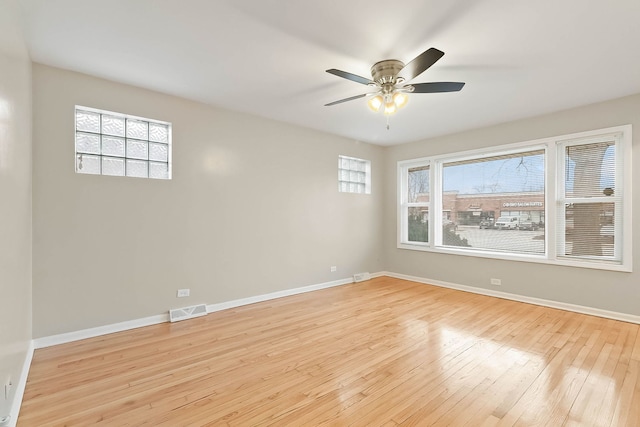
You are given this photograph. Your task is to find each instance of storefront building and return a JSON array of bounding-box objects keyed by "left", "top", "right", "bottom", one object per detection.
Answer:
[{"left": 443, "top": 191, "right": 545, "bottom": 226}]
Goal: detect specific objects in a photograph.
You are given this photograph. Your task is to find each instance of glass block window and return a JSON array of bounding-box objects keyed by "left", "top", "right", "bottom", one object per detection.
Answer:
[
  {"left": 75, "top": 106, "right": 171, "bottom": 179},
  {"left": 338, "top": 155, "right": 371, "bottom": 194}
]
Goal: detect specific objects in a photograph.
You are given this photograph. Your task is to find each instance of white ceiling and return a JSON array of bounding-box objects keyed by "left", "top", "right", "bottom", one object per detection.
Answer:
[{"left": 18, "top": 0, "right": 640, "bottom": 146}]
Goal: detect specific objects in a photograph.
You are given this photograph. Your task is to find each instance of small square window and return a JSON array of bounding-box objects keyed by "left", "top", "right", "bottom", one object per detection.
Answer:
[{"left": 338, "top": 155, "right": 371, "bottom": 194}]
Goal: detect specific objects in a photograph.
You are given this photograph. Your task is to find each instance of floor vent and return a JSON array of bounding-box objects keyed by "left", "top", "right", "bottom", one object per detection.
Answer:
[
  {"left": 353, "top": 272, "right": 371, "bottom": 283},
  {"left": 169, "top": 304, "right": 207, "bottom": 322}
]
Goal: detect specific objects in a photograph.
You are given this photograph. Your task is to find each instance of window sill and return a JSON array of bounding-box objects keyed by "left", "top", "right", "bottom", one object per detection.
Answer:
[{"left": 397, "top": 242, "right": 632, "bottom": 273}]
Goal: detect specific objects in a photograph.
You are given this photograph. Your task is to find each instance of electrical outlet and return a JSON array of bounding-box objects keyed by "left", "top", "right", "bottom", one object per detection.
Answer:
[
  {"left": 490, "top": 278, "right": 502, "bottom": 286},
  {"left": 176, "top": 289, "right": 190, "bottom": 298},
  {"left": 330, "top": 266, "right": 337, "bottom": 272}
]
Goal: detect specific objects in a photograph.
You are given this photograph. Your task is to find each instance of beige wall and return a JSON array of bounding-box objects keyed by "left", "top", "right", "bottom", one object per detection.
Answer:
[
  {"left": 32, "top": 64, "right": 385, "bottom": 338},
  {"left": 0, "top": 0, "right": 32, "bottom": 420},
  {"left": 383, "top": 94, "right": 639, "bottom": 316}
]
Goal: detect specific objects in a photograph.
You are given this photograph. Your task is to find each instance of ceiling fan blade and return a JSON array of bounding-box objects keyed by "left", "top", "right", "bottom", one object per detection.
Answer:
[
  {"left": 397, "top": 48, "right": 445, "bottom": 81},
  {"left": 326, "top": 69, "right": 374, "bottom": 85},
  {"left": 324, "top": 93, "right": 369, "bottom": 106},
  {"left": 410, "top": 82, "right": 465, "bottom": 93}
]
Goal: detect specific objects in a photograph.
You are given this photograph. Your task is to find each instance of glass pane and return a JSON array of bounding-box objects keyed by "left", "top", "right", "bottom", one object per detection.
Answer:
[
  {"left": 76, "top": 110, "right": 100, "bottom": 133},
  {"left": 408, "top": 207, "right": 428, "bottom": 243},
  {"left": 102, "top": 157, "right": 125, "bottom": 176},
  {"left": 149, "top": 162, "right": 168, "bottom": 179},
  {"left": 350, "top": 171, "right": 358, "bottom": 182},
  {"left": 76, "top": 154, "right": 100, "bottom": 174},
  {"left": 149, "top": 123, "right": 168, "bottom": 143},
  {"left": 149, "top": 142, "right": 168, "bottom": 162},
  {"left": 127, "top": 140, "right": 148, "bottom": 160},
  {"left": 564, "top": 202, "right": 614, "bottom": 258},
  {"left": 341, "top": 157, "right": 350, "bottom": 169},
  {"left": 408, "top": 166, "right": 429, "bottom": 203},
  {"left": 126, "top": 119, "right": 149, "bottom": 140},
  {"left": 339, "top": 182, "right": 348, "bottom": 192},
  {"left": 565, "top": 142, "right": 615, "bottom": 198},
  {"left": 102, "top": 115, "right": 125, "bottom": 137},
  {"left": 441, "top": 150, "right": 545, "bottom": 254},
  {"left": 102, "top": 136, "right": 125, "bottom": 157},
  {"left": 76, "top": 132, "right": 100, "bottom": 154},
  {"left": 126, "top": 159, "right": 148, "bottom": 178}
]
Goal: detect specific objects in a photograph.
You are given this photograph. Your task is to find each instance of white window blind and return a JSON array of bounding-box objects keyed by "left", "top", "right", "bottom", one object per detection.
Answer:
[{"left": 557, "top": 135, "right": 621, "bottom": 261}]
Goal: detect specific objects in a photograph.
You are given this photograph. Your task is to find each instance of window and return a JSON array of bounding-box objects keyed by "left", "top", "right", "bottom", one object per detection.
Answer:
[
  {"left": 398, "top": 125, "right": 632, "bottom": 271},
  {"left": 557, "top": 134, "right": 622, "bottom": 262},
  {"left": 400, "top": 162, "right": 430, "bottom": 243},
  {"left": 75, "top": 106, "right": 172, "bottom": 179},
  {"left": 339, "top": 155, "right": 371, "bottom": 194}
]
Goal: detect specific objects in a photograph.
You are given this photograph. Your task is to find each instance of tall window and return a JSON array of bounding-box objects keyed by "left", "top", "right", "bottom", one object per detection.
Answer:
[
  {"left": 338, "top": 155, "right": 371, "bottom": 194},
  {"left": 557, "top": 134, "right": 621, "bottom": 262},
  {"left": 398, "top": 125, "right": 631, "bottom": 272},
  {"left": 400, "top": 162, "right": 430, "bottom": 243},
  {"left": 75, "top": 106, "right": 172, "bottom": 179}
]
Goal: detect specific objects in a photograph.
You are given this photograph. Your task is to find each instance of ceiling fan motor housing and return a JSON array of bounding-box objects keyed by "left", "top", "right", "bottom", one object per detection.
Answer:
[{"left": 370, "top": 60, "right": 405, "bottom": 85}]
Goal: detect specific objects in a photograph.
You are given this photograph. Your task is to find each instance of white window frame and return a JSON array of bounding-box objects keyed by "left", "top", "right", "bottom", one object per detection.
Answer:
[
  {"left": 397, "top": 125, "right": 632, "bottom": 272},
  {"left": 338, "top": 155, "right": 371, "bottom": 194},
  {"left": 399, "top": 159, "right": 431, "bottom": 245},
  {"left": 75, "top": 106, "right": 172, "bottom": 179}
]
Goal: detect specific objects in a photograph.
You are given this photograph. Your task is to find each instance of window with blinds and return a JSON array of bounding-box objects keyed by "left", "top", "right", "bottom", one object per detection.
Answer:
[
  {"left": 397, "top": 125, "right": 631, "bottom": 272},
  {"left": 338, "top": 155, "right": 371, "bottom": 194},
  {"left": 557, "top": 135, "right": 621, "bottom": 262}
]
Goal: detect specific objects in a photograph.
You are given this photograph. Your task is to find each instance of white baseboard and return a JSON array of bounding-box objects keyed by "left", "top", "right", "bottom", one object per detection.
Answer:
[
  {"left": 206, "top": 276, "right": 356, "bottom": 314},
  {"left": 381, "top": 271, "right": 640, "bottom": 325},
  {"left": 34, "top": 274, "right": 373, "bottom": 349},
  {"left": 6, "top": 340, "right": 34, "bottom": 427},
  {"left": 34, "top": 313, "right": 169, "bottom": 349}
]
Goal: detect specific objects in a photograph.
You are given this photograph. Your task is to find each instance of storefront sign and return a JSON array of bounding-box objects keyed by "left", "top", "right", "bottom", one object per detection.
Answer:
[{"left": 502, "top": 202, "right": 543, "bottom": 207}]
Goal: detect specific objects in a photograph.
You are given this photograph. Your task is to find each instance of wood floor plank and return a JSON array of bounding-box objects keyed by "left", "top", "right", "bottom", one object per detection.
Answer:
[{"left": 18, "top": 277, "right": 640, "bottom": 426}]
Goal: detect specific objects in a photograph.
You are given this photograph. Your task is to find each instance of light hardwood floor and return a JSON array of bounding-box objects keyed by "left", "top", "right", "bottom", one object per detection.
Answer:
[{"left": 19, "top": 277, "right": 640, "bottom": 426}]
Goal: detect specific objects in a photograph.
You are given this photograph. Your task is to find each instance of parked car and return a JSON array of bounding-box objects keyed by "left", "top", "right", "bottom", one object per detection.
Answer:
[
  {"left": 495, "top": 216, "right": 520, "bottom": 230},
  {"left": 519, "top": 218, "right": 540, "bottom": 231},
  {"left": 479, "top": 218, "right": 495, "bottom": 229}
]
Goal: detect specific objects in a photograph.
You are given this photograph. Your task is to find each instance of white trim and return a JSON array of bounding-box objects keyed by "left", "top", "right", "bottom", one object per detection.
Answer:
[
  {"left": 34, "top": 313, "right": 169, "bottom": 349},
  {"left": 381, "top": 271, "right": 640, "bottom": 324},
  {"left": 7, "top": 340, "right": 34, "bottom": 427},
  {"left": 33, "top": 275, "right": 370, "bottom": 349},
  {"left": 207, "top": 277, "right": 355, "bottom": 314}
]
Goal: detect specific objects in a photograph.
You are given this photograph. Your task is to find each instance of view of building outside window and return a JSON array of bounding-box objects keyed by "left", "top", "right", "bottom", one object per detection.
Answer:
[
  {"left": 399, "top": 126, "right": 628, "bottom": 269},
  {"left": 440, "top": 150, "right": 546, "bottom": 254}
]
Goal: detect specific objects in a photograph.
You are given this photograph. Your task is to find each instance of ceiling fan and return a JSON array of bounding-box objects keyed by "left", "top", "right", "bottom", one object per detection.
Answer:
[{"left": 325, "top": 47, "right": 465, "bottom": 116}]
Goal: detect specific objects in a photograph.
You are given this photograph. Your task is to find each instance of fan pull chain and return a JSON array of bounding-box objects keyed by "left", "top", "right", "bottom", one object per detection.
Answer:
[{"left": 386, "top": 115, "right": 390, "bottom": 130}]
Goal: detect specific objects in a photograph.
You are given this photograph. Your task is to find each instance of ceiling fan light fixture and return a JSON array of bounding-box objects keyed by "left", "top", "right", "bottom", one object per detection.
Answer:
[
  {"left": 393, "top": 92, "right": 409, "bottom": 109},
  {"left": 368, "top": 95, "right": 383, "bottom": 112},
  {"left": 384, "top": 101, "right": 397, "bottom": 115}
]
